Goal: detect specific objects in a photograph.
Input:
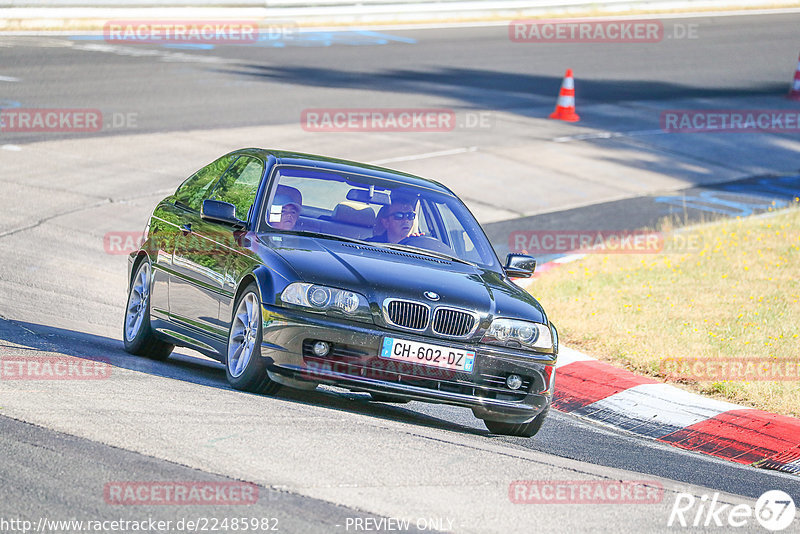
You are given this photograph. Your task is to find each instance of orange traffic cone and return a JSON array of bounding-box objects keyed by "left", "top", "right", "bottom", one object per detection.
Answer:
[
  {"left": 789, "top": 53, "right": 800, "bottom": 101},
  {"left": 549, "top": 69, "right": 580, "bottom": 122}
]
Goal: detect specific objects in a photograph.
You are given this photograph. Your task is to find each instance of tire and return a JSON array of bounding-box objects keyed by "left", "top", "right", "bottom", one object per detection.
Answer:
[
  {"left": 369, "top": 393, "right": 410, "bottom": 404},
  {"left": 483, "top": 407, "right": 549, "bottom": 438},
  {"left": 225, "top": 283, "right": 281, "bottom": 395},
  {"left": 123, "top": 259, "right": 174, "bottom": 360}
]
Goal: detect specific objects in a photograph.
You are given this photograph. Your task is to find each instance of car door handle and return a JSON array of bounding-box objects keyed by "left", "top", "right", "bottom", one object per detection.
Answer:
[{"left": 181, "top": 224, "right": 192, "bottom": 236}]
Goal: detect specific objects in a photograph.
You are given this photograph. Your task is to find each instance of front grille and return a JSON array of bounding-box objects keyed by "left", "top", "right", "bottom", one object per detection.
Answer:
[
  {"left": 385, "top": 300, "right": 429, "bottom": 330},
  {"left": 432, "top": 308, "right": 476, "bottom": 337},
  {"left": 300, "top": 340, "right": 532, "bottom": 402}
]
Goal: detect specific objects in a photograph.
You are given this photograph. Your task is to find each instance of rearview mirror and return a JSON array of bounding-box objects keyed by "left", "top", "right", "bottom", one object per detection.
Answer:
[
  {"left": 504, "top": 254, "right": 537, "bottom": 278},
  {"left": 346, "top": 188, "right": 391, "bottom": 205},
  {"left": 201, "top": 200, "right": 246, "bottom": 228}
]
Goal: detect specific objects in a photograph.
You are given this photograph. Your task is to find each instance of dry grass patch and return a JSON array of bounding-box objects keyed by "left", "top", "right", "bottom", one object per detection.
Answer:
[{"left": 531, "top": 206, "right": 800, "bottom": 416}]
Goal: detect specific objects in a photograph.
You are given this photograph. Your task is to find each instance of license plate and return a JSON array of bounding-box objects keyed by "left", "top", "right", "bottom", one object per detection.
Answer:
[{"left": 380, "top": 337, "right": 475, "bottom": 373}]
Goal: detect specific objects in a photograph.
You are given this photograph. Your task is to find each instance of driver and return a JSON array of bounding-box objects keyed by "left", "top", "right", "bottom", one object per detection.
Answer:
[{"left": 367, "top": 197, "right": 418, "bottom": 244}]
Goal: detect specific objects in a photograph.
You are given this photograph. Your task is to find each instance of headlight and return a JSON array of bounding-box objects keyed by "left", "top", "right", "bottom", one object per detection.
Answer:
[
  {"left": 482, "top": 318, "right": 553, "bottom": 352},
  {"left": 280, "top": 282, "right": 372, "bottom": 323}
]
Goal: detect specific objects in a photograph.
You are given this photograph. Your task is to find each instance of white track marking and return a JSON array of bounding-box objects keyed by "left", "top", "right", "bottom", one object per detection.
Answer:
[
  {"left": 71, "top": 42, "right": 226, "bottom": 63},
  {"left": 555, "top": 345, "right": 596, "bottom": 368},
  {"left": 553, "top": 129, "right": 667, "bottom": 143},
  {"left": 370, "top": 146, "right": 477, "bottom": 164},
  {"left": 581, "top": 382, "right": 743, "bottom": 430}
]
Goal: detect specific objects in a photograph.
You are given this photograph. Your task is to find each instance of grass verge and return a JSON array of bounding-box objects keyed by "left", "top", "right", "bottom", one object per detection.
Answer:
[{"left": 530, "top": 205, "right": 800, "bottom": 417}]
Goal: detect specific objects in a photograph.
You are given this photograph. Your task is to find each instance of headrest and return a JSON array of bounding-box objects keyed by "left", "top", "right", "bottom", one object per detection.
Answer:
[{"left": 331, "top": 201, "right": 376, "bottom": 227}]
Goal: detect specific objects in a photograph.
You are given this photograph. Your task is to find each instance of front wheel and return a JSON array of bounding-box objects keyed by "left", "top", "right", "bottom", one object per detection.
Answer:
[
  {"left": 483, "top": 407, "right": 549, "bottom": 438},
  {"left": 123, "top": 259, "right": 174, "bottom": 360},
  {"left": 225, "top": 284, "right": 281, "bottom": 395}
]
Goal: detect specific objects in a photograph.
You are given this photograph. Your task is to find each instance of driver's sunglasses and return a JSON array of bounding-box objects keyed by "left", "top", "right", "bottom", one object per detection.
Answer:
[{"left": 389, "top": 211, "right": 416, "bottom": 221}]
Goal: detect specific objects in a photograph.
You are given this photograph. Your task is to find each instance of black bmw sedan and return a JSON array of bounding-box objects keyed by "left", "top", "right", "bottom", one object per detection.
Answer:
[{"left": 124, "top": 148, "right": 558, "bottom": 437}]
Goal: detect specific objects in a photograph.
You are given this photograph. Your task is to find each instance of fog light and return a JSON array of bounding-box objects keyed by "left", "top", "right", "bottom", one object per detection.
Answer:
[
  {"left": 506, "top": 374, "right": 523, "bottom": 390},
  {"left": 312, "top": 341, "right": 330, "bottom": 357}
]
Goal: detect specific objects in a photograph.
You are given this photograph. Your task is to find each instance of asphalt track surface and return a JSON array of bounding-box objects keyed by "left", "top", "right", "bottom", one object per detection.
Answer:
[
  {"left": 1, "top": 12, "right": 799, "bottom": 142},
  {"left": 1, "top": 11, "right": 800, "bottom": 534},
  {"left": 1, "top": 414, "right": 416, "bottom": 534}
]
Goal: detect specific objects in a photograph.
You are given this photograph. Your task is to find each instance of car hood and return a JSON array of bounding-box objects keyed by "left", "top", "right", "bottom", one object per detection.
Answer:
[{"left": 258, "top": 234, "right": 546, "bottom": 324}]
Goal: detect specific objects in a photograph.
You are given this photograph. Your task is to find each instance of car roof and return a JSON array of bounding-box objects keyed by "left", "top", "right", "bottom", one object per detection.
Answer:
[{"left": 230, "top": 148, "right": 455, "bottom": 196}]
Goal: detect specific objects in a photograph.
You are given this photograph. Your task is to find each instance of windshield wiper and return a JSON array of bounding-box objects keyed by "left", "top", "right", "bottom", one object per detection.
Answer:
[
  {"left": 258, "top": 230, "right": 374, "bottom": 247},
  {"left": 379, "top": 243, "right": 474, "bottom": 266}
]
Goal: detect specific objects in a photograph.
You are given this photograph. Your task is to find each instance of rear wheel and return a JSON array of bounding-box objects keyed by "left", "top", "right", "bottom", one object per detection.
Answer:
[
  {"left": 123, "top": 259, "right": 174, "bottom": 360},
  {"left": 225, "top": 284, "right": 281, "bottom": 395},
  {"left": 483, "top": 407, "right": 549, "bottom": 438}
]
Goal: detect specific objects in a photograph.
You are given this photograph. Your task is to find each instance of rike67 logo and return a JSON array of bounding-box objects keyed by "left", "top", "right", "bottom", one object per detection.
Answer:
[{"left": 669, "top": 490, "right": 796, "bottom": 531}]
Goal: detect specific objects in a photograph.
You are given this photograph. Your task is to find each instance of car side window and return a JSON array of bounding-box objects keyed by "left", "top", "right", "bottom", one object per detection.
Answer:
[
  {"left": 437, "top": 201, "right": 480, "bottom": 262},
  {"left": 210, "top": 156, "right": 265, "bottom": 221},
  {"left": 174, "top": 155, "right": 237, "bottom": 212}
]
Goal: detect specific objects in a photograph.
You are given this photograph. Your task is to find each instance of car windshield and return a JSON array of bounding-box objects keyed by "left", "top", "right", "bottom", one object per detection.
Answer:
[{"left": 260, "top": 165, "right": 500, "bottom": 268}]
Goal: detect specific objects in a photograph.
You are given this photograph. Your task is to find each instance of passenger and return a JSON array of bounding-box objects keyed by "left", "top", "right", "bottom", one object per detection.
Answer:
[
  {"left": 367, "top": 198, "right": 419, "bottom": 244},
  {"left": 271, "top": 185, "right": 302, "bottom": 230}
]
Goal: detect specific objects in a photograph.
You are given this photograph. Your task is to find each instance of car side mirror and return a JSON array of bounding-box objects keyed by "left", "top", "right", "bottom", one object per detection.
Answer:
[
  {"left": 201, "top": 199, "right": 246, "bottom": 228},
  {"left": 504, "top": 253, "right": 536, "bottom": 278}
]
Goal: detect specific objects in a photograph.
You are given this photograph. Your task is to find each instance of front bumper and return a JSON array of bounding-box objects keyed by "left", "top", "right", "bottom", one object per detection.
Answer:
[{"left": 260, "top": 305, "right": 555, "bottom": 424}]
